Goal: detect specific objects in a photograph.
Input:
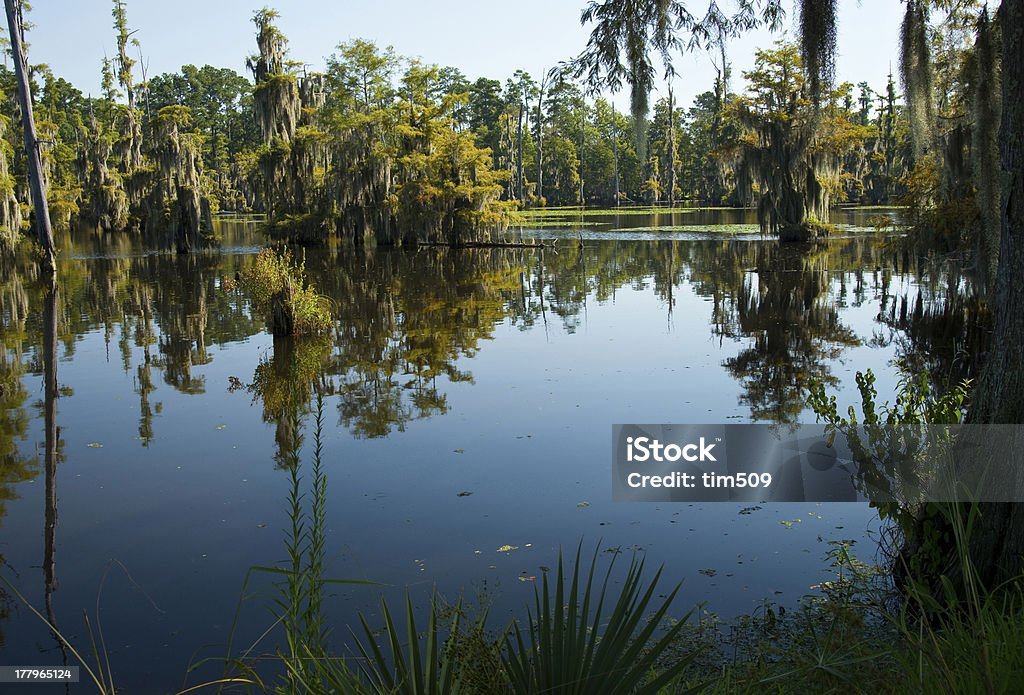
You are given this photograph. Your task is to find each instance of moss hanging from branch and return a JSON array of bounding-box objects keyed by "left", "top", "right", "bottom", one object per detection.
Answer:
[
  {"left": 798, "top": 0, "right": 837, "bottom": 104},
  {"left": 146, "top": 106, "right": 215, "bottom": 253},
  {"left": 900, "top": 0, "right": 934, "bottom": 162},
  {"left": 111, "top": 0, "right": 136, "bottom": 111},
  {"left": 0, "top": 116, "right": 21, "bottom": 252},
  {"left": 81, "top": 121, "right": 130, "bottom": 232},
  {"left": 248, "top": 8, "right": 300, "bottom": 146},
  {"left": 244, "top": 9, "right": 511, "bottom": 246},
  {"left": 330, "top": 123, "right": 394, "bottom": 245},
  {"left": 247, "top": 10, "right": 332, "bottom": 242},
  {"left": 395, "top": 126, "right": 511, "bottom": 246},
  {"left": 723, "top": 44, "right": 868, "bottom": 242}
]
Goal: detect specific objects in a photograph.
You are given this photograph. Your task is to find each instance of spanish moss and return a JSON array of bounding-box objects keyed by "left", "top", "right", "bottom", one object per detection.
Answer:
[
  {"left": 798, "top": 0, "right": 837, "bottom": 104},
  {"left": 0, "top": 116, "right": 21, "bottom": 252},
  {"left": 900, "top": 0, "right": 934, "bottom": 162}
]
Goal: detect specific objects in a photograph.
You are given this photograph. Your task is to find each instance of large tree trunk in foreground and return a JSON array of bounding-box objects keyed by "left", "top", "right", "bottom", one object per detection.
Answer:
[{"left": 959, "top": 0, "right": 1024, "bottom": 587}]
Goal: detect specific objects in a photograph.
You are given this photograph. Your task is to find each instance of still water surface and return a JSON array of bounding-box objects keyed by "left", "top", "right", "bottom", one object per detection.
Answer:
[{"left": 0, "top": 208, "right": 985, "bottom": 689}]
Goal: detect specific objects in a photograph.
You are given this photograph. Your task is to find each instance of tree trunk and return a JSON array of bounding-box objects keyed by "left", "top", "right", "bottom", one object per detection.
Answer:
[
  {"left": 668, "top": 84, "right": 676, "bottom": 208},
  {"left": 5, "top": 0, "right": 55, "bottom": 273},
  {"left": 516, "top": 102, "right": 525, "bottom": 204},
  {"left": 972, "top": 0, "right": 1024, "bottom": 426},
  {"left": 579, "top": 114, "right": 585, "bottom": 205},
  {"left": 960, "top": 0, "right": 1024, "bottom": 587},
  {"left": 612, "top": 102, "right": 620, "bottom": 207},
  {"left": 536, "top": 89, "right": 544, "bottom": 204}
]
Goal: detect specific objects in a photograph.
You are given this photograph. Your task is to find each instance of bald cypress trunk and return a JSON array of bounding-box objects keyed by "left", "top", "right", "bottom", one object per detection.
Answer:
[
  {"left": 957, "top": 0, "right": 1024, "bottom": 588},
  {"left": 5, "top": 0, "right": 55, "bottom": 272},
  {"left": 972, "top": 9, "right": 1002, "bottom": 291}
]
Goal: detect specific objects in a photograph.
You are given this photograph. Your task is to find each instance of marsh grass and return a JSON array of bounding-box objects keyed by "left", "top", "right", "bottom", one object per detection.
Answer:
[{"left": 249, "top": 392, "right": 375, "bottom": 693}]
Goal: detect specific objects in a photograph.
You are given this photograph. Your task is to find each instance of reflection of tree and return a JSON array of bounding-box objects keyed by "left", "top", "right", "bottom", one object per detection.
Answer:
[
  {"left": 711, "top": 245, "right": 860, "bottom": 423},
  {"left": 873, "top": 253, "right": 989, "bottom": 388},
  {"left": 42, "top": 282, "right": 68, "bottom": 667},
  {"left": 55, "top": 245, "right": 260, "bottom": 443},
  {"left": 320, "top": 248, "right": 522, "bottom": 438},
  {"left": 245, "top": 336, "right": 331, "bottom": 467},
  {"left": 0, "top": 319, "right": 36, "bottom": 651},
  {"left": 0, "top": 262, "right": 42, "bottom": 525},
  {"left": 0, "top": 265, "right": 53, "bottom": 649},
  {"left": 2, "top": 223, "right": 997, "bottom": 459}
]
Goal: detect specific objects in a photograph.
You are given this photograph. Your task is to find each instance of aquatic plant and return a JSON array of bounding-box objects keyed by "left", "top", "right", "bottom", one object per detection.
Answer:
[{"left": 228, "top": 246, "right": 332, "bottom": 336}]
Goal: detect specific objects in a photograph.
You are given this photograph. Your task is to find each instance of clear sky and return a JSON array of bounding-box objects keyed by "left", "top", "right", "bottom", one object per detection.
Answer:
[{"left": 26, "top": 1, "right": 906, "bottom": 111}]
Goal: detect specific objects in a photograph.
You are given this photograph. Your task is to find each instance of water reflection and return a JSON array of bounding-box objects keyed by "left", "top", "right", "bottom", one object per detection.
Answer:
[
  {"left": 717, "top": 246, "right": 860, "bottom": 423},
  {"left": 323, "top": 248, "right": 523, "bottom": 438},
  {"left": 0, "top": 230, "right": 993, "bottom": 446},
  {"left": 0, "top": 220, "right": 997, "bottom": 688},
  {"left": 42, "top": 281, "right": 69, "bottom": 675},
  {"left": 244, "top": 336, "right": 332, "bottom": 466}
]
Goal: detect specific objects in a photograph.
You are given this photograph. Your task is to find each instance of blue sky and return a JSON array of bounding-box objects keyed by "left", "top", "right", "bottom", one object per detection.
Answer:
[{"left": 26, "top": 1, "right": 906, "bottom": 111}]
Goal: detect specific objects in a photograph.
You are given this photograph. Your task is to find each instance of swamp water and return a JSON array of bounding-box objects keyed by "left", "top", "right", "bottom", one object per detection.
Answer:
[{"left": 0, "top": 208, "right": 986, "bottom": 689}]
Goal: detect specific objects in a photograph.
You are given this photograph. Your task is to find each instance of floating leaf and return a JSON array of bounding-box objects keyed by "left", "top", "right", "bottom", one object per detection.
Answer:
[
  {"left": 576, "top": 501, "right": 590, "bottom": 508},
  {"left": 497, "top": 544, "right": 518, "bottom": 553},
  {"left": 452, "top": 449, "right": 465, "bottom": 454},
  {"left": 86, "top": 442, "right": 103, "bottom": 448},
  {"left": 456, "top": 490, "right": 473, "bottom": 497},
  {"left": 698, "top": 568, "right": 718, "bottom": 577},
  {"left": 518, "top": 575, "right": 537, "bottom": 582},
  {"left": 216, "top": 425, "right": 227, "bottom": 430}
]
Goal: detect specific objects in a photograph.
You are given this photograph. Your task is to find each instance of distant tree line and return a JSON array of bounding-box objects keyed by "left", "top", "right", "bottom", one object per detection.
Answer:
[{"left": 0, "top": 2, "right": 925, "bottom": 254}]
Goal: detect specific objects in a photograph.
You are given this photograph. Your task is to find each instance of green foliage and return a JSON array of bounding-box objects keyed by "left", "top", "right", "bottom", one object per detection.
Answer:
[
  {"left": 245, "top": 393, "right": 375, "bottom": 694},
  {"left": 723, "top": 42, "right": 870, "bottom": 239},
  {"left": 350, "top": 595, "right": 484, "bottom": 695},
  {"left": 227, "top": 247, "right": 331, "bottom": 336},
  {"left": 503, "top": 544, "right": 702, "bottom": 695},
  {"left": 145, "top": 64, "right": 256, "bottom": 177},
  {"left": 809, "top": 365, "right": 971, "bottom": 521},
  {"left": 808, "top": 364, "right": 974, "bottom": 597},
  {"left": 894, "top": 585, "right": 1024, "bottom": 694}
]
